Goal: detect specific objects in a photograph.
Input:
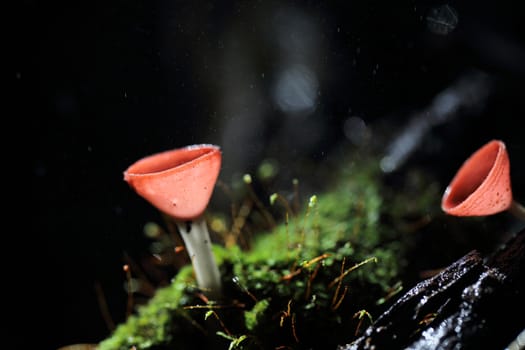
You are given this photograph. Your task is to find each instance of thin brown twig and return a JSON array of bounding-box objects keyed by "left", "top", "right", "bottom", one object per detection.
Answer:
[
  {"left": 270, "top": 193, "right": 295, "bottom": 220},
  {"left": 332, "top": 286, "right": 348, "bottom": 311},
  {"left": 123, "top": 252, "right": 156, "bottom": 297},
  {"left": 227, "top": 198, "right": 253, "bottom": 248},
  {"left": 331, "top": 257, "right": 346, "bottom": 308},
  {"left": 244, "top": 174, "right": 277, "bottom": 229},
  {"left": 123, "top": 264, "right": 134, "bottom": 318},
  {"left": 208, "top": 310, "right": 232, "bottom": 336},
  {"left": 94, "top": 281, "right": 115, "bottom": 331},
  {"left": 305, "top": 263, "right": 321, "bottom": 301},
  {"left": 328, "top": 257, "right": 378, "bottom": 289}
]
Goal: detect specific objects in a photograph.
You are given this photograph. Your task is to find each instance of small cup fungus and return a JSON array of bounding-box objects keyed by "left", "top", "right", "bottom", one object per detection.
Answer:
[
  {"left": 124, "top": 144, "right": 223, "bottom": 299},
  {"left": 441, "top": 139, "right": 525, "bottom": 220}
]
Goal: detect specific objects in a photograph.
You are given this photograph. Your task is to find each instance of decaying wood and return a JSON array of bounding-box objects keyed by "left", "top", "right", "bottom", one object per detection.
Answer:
[{"left": 339, "top": 227, "right": 525, "bottom": 350}]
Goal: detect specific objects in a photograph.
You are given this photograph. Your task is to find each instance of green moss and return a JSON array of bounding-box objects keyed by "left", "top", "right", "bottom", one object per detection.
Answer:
[
  {"left": 244, "top": 299, "right": 270, "bottom": 331},
  {"left": 97, "top": 266, "right": 195, "bottom": 350},
  {"left": 98, "top": 155, "right": 440, "bottom": 349}
]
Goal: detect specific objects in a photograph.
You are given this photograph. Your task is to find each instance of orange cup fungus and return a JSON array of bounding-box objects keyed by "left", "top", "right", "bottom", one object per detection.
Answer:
[
  {"left": 124, "top": 144, "right": 221, "bottom": 221},
  {"left": 124, "top": 144, "right": 223, "bottom": 298},
  {"left": 441, "top": 139, "right": 525, "bottom": 220}
]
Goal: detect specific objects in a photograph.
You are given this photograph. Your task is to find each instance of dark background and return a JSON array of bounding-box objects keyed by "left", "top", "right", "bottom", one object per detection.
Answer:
[{"left": 18, "top": 1, "right": 525, "bottom": 349}]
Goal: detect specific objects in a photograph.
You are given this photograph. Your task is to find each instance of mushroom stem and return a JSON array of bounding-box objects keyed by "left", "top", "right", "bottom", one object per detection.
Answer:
[
  {"left": 508, "top": 200, "right": 525, "bottom": 221},
  {"left": 175, "top": 216, "right": 222, "bottom": 299}
]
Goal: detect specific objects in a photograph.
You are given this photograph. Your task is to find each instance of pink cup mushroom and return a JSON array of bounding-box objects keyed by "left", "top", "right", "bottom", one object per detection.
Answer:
[
  {"left": 441, "top": 139, "right": 525, "bottom": 220},
  {"left": 124, "top": 144, "right": 223, "bottom": 299}
]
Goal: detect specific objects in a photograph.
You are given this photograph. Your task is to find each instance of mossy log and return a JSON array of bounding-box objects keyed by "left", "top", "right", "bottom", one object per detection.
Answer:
[{"left": 339, "top": 227, "right": 525, "bottom": 350}]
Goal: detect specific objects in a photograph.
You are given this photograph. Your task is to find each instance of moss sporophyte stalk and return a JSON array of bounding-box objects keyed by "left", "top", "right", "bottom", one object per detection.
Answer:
[{"left": 100, "top": 147, "right": 441, "bottom": 350}]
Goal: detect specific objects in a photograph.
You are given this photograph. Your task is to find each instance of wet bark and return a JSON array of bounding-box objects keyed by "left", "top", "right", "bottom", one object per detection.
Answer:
[{"left": 338, "top": 227, "right": 525, "bottom": 350}]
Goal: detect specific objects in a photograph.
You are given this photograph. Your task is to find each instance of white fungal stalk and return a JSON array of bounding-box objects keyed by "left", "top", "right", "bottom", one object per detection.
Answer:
[{"left": 176, "top": 216, "right": 222, "bottom": 299}]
